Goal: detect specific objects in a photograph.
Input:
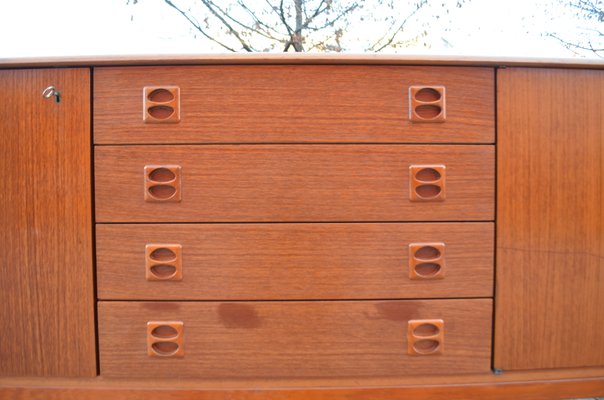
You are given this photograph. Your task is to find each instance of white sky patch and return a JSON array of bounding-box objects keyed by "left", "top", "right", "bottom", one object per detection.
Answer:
[{"left": 0, "top": 0, "right": 598, "bottom": 58}]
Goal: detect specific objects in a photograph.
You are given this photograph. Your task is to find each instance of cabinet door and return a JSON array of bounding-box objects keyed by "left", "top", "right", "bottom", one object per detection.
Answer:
[
  {"left": 495, "top": 68, "right": 604, "bottom": 370},
  {"left": 0, "top": 69, "right": 96, "bottom": 376}
]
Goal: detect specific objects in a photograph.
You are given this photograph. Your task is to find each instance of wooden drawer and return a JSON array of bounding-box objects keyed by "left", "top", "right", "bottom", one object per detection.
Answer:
[
  {"left": 96, "top": 222, "right": 493, "bottom": 300},
  {"left": 95, "top": 145, "right": 494, "bottom": 222},
  {"left": 93, "top": 66, "right": 494, "bottom": 144},
  {"left": 98, "top": 299, "right": 492, "bottom": 378}
]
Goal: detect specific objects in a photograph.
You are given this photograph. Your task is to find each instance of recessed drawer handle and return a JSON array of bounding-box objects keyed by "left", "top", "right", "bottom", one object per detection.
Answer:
[
  {"left": 144, "top": 165, "right": 182, "bottom": 203},
  {"left": 409, "top": 242, "right": 445, "bottom": 280},
  {"left": 409, "top": 165, "right": 446, "bottom": 202},
  {"left": 143, "top": 86, "right": 180, "bottom": 123},
  {"left": 145, "top": 244, "right": 183, "bottom": 281},
  {"left": 407, "top": 319, "right": 444, "bottom": 355},
  {"left": 409, "top": 86, "right": 446, "bottom": 122},
  {"left": 147, "top": 321, "right": 184, "bottom": 357}
]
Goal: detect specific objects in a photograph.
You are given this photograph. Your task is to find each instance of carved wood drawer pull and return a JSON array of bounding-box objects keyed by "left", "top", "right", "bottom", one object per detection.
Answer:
[
  {"left": 409, "top": 86, "right": 446, "bottom": 122},
  {"left": 409, "top": 165, "right": 446, "bottom": 202},
  {"left": 147, "top": 321, "right": 184, "bottom": 357},
  {"left": 144, "top": 165, "right": 182, "bottom": 203},
  {"left": 407, "top": 319, "right": 444, "bottom": 356},
  {"left": 143, "top": 86, "right": 180, "bottom": 123},
  {"left": 409, "top": 243, "right": 446, "bottom": 280},
  {"left": 145, "top": 244, "right": 183, "bottom": 281}
]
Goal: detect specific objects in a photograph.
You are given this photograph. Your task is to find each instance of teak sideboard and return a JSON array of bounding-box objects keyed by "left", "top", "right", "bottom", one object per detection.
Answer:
[{"left": 0, "top": 55, "right": 603, "bottom": 399}]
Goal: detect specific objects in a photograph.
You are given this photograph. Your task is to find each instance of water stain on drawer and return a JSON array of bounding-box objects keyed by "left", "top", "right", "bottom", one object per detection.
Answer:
[{"left": 218, "top": 303, "right": 262, "bottom": 328}]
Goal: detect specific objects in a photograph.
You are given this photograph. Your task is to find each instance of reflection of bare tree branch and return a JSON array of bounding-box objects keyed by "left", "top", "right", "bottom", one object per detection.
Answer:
[
  {"left": 571, "top": 0, "right": 604, "bottom": 21},
  {"left": 548, "top": 32, "right": 604, "bottom": 57},
  {"left": 292, "top": 0, "right": 356, "bottom": 51},
  {"left": 274, "top": 0, "right": 299, "bottom": 51},
  {"left": 238, "top": 1, "right": 282, "bottom": 39},
  {"left": 207, "top": 0, "right": 280, "bottom": 42},
  {"left": 307, "top": 27, "right": 344, "bottom": 52},
  {"left": 369, "top": 0, "right": 427, "bottom": 52},
  {"left": 548, "top": 0, "right": 603, "bottom": 57},
  {"left": 156, "top": 0, "right": 439, "bottom": 53},
  {"left": 294, "top": 0, "right": 304, "bottom": 51},
  {"left": 277, "top": 0, "right": 294, "bottom": 36},
  {"left": 200, "top": 0, "right": 254, "bottom": 51},
  {"left": 306, "top": 4, "right": 358, "bottom": 31},
  {"left": 305, "top": 0, "right": 328, "bottom": 26},
  {"left": 163, "top": 0, "right": 238, "bottom": 51}
]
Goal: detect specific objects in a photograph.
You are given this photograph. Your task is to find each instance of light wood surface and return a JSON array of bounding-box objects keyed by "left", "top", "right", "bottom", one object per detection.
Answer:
[
  {"left": 1, "top": 367, "right": 603, "bottom": 399},
  {"left": 94, "top": 145, "right": 494, "bottom": 222},
  {"left": 96, "top": 222, "right": 493, "bottom": 300},
  {"left": 495, "top": 68, "right": 604, "bottom": 370},
  {"left": 94, "top": 66, "right": 494, "bottom": 144},
  {"left": 0, "top": 377, "right": 603, "bottom": 400},
  {"left": 1, "top": 53, "right": 604, "bottom": 69},
  {"left": 98, "top": 299, "right": 492, "bottom": 378},
  {"left": 0, "top": 69, "right": 96, "bottom": 376},
  {"left": 2, "top": 366, "right": 604, "bottom": 389},
  {"left": 1, "top": 56, "right": 603, "bottom": 398}
]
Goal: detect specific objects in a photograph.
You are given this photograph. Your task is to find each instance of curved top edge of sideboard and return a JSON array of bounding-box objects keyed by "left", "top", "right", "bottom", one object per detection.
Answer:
[{"left": 1, "top": 53, "right": 604, "bottom": 69}]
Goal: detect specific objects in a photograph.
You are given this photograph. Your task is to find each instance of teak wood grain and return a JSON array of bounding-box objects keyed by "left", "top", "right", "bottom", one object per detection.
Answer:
[
  {"left": 0, "top": 69, "right": 96, "bottom": 376},
  {"left": 94, "top": 145, "right": 494, "bottom": 222},
  {"left": 1, "top": 381, "right": 603, "bottom": 400},
  {"left": 2, "top": 367, "right": 604, "bottom": 388},
  {"left": 1, "top": 375, "right": 603, "bottom": 400},
  {"left": 98, "top": 299, "right": 492, "bottom": 378},
  {"left": 93, "top": 66, "right": 494, "bottom": 144},
  {"left": 2, "top": 367, "right": 604, "bottom": 400},
  {"left": 96, "top": 222, "right": 494, "bottom": 300},
  {"left": 0, "top": 380, "right": 603, "bottom": 400},
  {"left": 2, "top": 381, "right": 603, "bottom": 400},
  {"left": 495, "top": 68, "right": 604, "bottom": 370}
]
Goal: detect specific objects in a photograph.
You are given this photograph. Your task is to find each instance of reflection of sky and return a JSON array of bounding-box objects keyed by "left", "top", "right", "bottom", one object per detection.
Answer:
[{"left": 0, "top": 0, "right": 598, "bottom": 58}]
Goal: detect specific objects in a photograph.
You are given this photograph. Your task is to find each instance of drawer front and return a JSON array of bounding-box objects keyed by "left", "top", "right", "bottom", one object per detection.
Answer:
[
  {"left": 94, "top": 66, "right": 494, "bottom": 144},
  {"left": 98, "top": 299, "right": 492, "bottom": 378},
  {"left": 96, "top": 222, "right": 494, "bottom": 300},
  {"left": 95, "top": 145, "right": 494, "bottom": 222}
]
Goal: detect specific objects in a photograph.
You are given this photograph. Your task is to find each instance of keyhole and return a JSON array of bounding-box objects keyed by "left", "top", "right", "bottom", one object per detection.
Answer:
[{"left": 42, "top": 86, "right": 61, "bottom": 103}]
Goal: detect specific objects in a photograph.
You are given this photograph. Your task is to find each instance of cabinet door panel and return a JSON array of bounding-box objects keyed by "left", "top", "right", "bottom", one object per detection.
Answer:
[
  {"left": 495, "top": 68, "right": 604, "bottom": 370},
  {"left": 0, "top": 69, "right": 96, "bottom": 376}
]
